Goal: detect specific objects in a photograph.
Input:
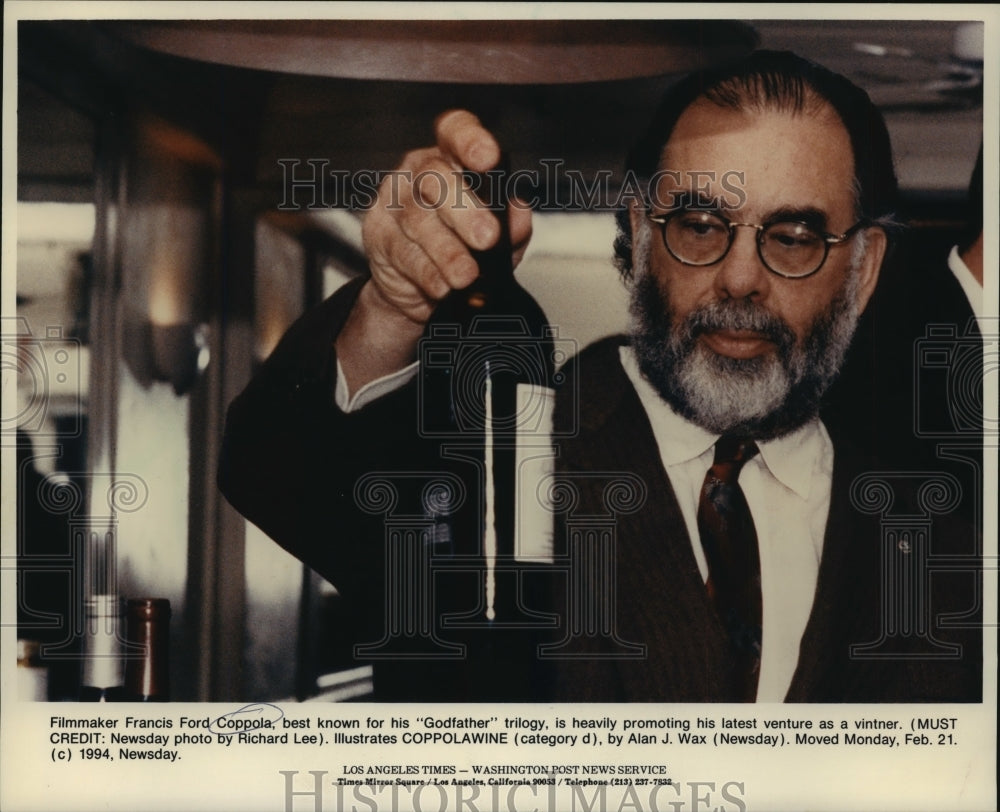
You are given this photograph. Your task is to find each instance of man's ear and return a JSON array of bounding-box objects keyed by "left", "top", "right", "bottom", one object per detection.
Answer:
[
  {"left": 854, "top": 227, "right": 888, "bottom": 313},
  {"left": 628, "top": 200, "right": 645, "bottom": 234},
  {"left": 628, "top": 201, "right": 646, "bottom": 272}
]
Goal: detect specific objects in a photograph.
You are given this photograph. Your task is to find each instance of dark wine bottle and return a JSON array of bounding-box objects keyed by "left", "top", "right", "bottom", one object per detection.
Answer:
[
  {"left": 78, "top": 594, "right": 128, "bottom": 702},
  {"left": 421, "top": 154, "right": 557, "bottom": 636},
  {"left": 122, "top": 598, "right": 171, "bottom": 701}
]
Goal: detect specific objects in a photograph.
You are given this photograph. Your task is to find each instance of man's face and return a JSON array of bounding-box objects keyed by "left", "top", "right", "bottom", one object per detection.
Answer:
[{"left": 629, "top": 99, "right": 886, "bottom": 439}]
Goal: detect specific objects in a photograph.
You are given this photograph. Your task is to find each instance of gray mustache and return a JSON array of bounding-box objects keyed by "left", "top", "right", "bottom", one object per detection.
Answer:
[{"left": 683, "top": 300, "right": 796, "bottom": 350}]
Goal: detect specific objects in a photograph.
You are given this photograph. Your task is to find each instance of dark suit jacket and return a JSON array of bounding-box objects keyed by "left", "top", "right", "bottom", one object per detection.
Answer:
[
  {"left": 219, "top": 277, "right": 981, "bottom": 702},
  {"left": 825, "top": 245, "right": 983, "bottom": 520}
]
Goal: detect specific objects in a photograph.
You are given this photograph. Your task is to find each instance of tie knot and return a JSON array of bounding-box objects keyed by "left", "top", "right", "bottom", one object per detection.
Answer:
[{"left": 712, "top": 436, "right": 759, "bottom": 472}]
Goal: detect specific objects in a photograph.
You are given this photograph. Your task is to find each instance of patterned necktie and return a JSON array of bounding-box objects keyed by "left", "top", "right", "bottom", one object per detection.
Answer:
[{"left": 697, "top": 436, "right": 762, "bottom": 702}]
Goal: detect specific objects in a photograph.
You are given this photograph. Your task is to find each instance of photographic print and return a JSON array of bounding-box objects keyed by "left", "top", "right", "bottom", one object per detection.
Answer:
[{"left": 2, "top": 3, "right": 996, "bottom": 811}]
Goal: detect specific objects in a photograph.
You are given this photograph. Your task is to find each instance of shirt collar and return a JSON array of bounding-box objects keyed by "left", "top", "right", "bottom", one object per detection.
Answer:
[
  {"left": 620, "top": 345, "right": 828, "bottom": 500},
  {"left": 948, "top": 244, "right": 984, "bottom": 323},
  {"left": 757, "top": 420, "right": 830, "bottom": 501}
]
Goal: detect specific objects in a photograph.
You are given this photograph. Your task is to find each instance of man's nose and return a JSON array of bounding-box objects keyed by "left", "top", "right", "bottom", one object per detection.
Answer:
[{"left": 712, "top": 226, "right": 770, "bottom": 300}]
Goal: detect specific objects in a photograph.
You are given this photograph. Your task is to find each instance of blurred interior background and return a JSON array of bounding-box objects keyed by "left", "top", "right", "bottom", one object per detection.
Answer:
[{"left": 10, "top": 15, "right": 985, "bottom": 701}]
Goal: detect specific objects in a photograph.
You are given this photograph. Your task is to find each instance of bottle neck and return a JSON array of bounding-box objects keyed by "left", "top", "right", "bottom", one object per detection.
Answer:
[
  {"left": 124, "top": 598, "right": 171, "bottom": 700},
  {"left": 80, "top": 594, "right": 124, "bottom": 689},
  {"left": 464, "top": 152, "right": 515, "bottom": 298}
]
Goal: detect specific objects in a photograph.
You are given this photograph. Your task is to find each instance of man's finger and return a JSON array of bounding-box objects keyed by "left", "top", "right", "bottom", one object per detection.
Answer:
[
  {"left": 508, "top": 199, "right": 533, "bottom": 267},
  {"left": 396, "top": 205, "right": 481, "bottom": 292},
  {"left": 434, "top": 109, "right": 501, "bottom": 172},
  {"left": 408, "top": 154, "right": 500, "bottom": 251}
]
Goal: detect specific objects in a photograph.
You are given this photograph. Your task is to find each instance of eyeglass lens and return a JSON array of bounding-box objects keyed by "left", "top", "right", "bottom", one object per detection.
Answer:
[{"left": 664, "top": 211, "right": 828, "bottom": 276}]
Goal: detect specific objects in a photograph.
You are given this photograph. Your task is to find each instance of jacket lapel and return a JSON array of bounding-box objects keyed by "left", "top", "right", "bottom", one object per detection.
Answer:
[
  {"left": 785, "top": 436, "right": 882, "bottom": 701},
  {"left": 552, "top": 337, "right": 730, "bottom": 700}
]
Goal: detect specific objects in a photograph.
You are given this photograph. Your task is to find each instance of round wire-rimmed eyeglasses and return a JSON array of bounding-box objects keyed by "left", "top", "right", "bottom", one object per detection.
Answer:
[{"left": 646, "top": 209, "right": 866, "bottom": 279}]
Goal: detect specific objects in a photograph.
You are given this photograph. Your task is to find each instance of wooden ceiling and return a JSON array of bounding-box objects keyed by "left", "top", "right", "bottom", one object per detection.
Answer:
[{"left": 17, "top": 18, "right": 984, "bottom": 207}]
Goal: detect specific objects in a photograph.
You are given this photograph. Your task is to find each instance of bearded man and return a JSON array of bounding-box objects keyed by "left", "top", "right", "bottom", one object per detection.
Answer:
[{"left": 220, "top": 51, "right": 981, "bottom": 703}]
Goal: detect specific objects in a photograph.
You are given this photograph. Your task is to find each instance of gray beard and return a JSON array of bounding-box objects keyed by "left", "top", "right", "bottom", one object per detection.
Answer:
[{"left": 628, "top": 261, "right": 861, "bottom": 441}]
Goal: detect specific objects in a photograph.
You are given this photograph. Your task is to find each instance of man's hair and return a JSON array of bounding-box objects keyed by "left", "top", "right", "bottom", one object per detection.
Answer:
[{"left": 613, "top": 49, "right": 900, "bottom": 279}]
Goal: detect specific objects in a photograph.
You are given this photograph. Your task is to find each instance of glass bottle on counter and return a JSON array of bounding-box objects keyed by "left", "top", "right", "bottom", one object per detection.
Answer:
[
  {"left": 122, "top": 598, "right": 171, "bottom": 701},
  {"left": 78, "top": 594, "right": 128, "bottom": 702},
  {"left": 17, "top": 639, "right": 49, "bottom": 701}
]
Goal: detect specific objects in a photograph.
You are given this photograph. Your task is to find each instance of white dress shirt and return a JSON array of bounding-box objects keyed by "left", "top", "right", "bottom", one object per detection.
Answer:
[
  {"left": 947, "top": 245, "right": 984, "bottom": 326},
  {"left": 620, "top": 346, "right": 832, "bottom": 702},
  {"left": 335, "top": 359, "right": 418, "bottom": 412}
]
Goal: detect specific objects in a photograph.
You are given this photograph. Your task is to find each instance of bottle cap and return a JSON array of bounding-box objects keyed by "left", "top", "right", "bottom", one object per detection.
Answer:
[
  {"left": 126, "top": 598, "right": 172, "bottom": 620},
  {"left": 17, "top": 639, "right": 43, "bottom": 667}
]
